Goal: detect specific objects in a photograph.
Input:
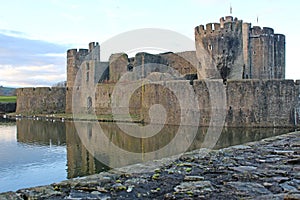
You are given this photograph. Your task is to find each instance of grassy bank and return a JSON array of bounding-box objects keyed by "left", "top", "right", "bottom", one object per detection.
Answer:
[
  {"left": 0, "top": 96, "right": 16, "bottom": 103},
  {"left": 6, "top": 112, "right": 142, "bottom": 123}
]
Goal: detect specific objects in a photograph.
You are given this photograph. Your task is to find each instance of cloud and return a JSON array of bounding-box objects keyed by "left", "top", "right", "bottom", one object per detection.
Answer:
[
  {"left": 0, "top": 29, "right": 30, "bottom": 38},
  {"left": 0, "top": 30, "right": 69, "bottom": 87},
  {"left": 0, "top": 64, "right": 66, "bottom": 87}
]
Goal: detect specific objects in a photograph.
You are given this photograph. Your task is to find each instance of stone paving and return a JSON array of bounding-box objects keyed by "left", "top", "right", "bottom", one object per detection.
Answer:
[{"left": 1, "top": 131, "right": 299, "bottom": 199}]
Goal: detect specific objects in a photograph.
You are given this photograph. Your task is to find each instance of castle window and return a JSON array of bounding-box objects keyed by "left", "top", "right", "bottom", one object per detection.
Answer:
[
  {"left": 208, "top": 44, "right": 213, "bottom": 51},
  {"left": 86, "top": 62, "right": 90, "bottom": 70},
  {"left": 127, "top": 64, "right": 133, "bottom": 72},
  {"left": 87, "top": 97, "right": 92, "bottom": 113},
  {"left": 253, "top": 51, "right": 256, "bottom": 55},
  {"left": 86, "top": 71, "right": 89, "bottom": 82}
]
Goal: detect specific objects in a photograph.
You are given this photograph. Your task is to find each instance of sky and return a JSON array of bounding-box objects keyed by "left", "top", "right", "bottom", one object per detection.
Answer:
[{"left": 0, "top": 0, "right": 299, "bottom": 87}]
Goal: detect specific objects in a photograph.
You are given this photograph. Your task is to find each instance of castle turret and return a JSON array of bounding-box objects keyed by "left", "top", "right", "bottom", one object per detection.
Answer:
[
  {"left": 195, "top": 16, "right": 244, "bottom": 80},
  {"left": 249, "top": 26, "right": 285, "bottom": 79},
  {"left": 274, "top": 34, "right": 285, "bottom": 79},
  {"left": 195, "top": 16, "right": 285, "bottom": 80}
]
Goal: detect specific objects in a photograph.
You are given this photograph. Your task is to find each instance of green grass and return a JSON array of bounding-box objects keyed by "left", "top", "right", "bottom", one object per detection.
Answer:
[{"left": 0, "top": 96, "right": 17, "bottom": 103}]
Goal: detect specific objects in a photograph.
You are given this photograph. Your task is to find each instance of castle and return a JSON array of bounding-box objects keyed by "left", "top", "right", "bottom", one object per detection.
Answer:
[{"left": 16, "top": 16, "right": 300, "bottom": 127}]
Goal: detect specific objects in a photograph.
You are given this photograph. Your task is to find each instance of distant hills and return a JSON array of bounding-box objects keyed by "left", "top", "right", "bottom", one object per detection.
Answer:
[{"left": 0, "top": 86, "right": 16, "bottom": 96}]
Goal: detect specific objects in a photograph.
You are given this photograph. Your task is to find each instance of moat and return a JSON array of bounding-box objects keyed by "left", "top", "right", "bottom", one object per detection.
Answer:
[{"left": 0, "top": 117, "right": 295, "bottom": 193}]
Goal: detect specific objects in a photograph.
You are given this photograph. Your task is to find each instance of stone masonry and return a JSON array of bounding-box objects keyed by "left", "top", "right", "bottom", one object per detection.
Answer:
[
  {"left": 16, "top": 16, "right": 298, "bottom": 127},
  {"left": 195, "top": 16, "right": 285, "bottom": 80}
]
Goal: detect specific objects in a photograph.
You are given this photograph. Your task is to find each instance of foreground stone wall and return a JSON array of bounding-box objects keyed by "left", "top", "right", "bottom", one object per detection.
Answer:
[
  {"left": 3, "top": 131, "right": 298, "bottom": 199},
  {"left": 16, "top": 87, "right": 66, "bottom": 114}
]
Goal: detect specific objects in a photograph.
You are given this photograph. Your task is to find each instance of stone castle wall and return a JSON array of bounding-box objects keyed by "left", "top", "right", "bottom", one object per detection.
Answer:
[
  {"left": 16, "top": 79, "right": 300, "bottom": 127},
  {"left": 16, "top": 87, "right": 66, "bottom": 114},
  {"left": 224, "top": 79, "right": 298, "bottom": 127},
  {"left": 68, "top": 79, "right": 299, "bottom": 127}
]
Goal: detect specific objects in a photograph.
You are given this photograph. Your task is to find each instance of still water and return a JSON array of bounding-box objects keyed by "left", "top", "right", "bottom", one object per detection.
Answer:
[{"left": 0, "top": 117, "right": 294, "bottom": 193}]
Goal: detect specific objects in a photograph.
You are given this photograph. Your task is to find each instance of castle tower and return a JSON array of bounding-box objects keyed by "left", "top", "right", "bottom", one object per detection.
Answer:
[
  {"left": 66, "top": 42, "right": 101, "bottom": 114},
  {"left": 66, "top": 42, "right": 100, "bottom": 88},
  {"left": 274, "top": 34, "right": 285, "bottom": 78},
  {"left": 249, "top": 27, "right": 285, "bottom": 79},
  {"left": 195, "top": 16, "right": 245, "bottom": 80},
  {"left": 195, "top": 16, "right": 285, "bottom": 80},
  {"left": 250, "top": 27, "right": 275, "bottom": 79},
  {"left": 66, "top": 49, "right": 89, "bottom": 88}
]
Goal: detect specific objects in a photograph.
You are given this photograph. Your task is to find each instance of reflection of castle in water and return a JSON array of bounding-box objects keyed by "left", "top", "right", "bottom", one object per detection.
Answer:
[
  {"left": 65, "top": 121, "right": 109, "bottom": 178},
  {"left": 16, "top": 119, "right": 109, "bottom": 179},
  {"left": 16, "top": 119, "right": 66, "bottom": 146},
  {"left": 16, "top": 119, "right": 293, "bottom": 178}
]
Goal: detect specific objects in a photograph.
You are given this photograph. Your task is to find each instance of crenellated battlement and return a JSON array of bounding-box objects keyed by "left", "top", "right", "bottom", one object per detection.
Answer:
[
  {"left": 17, "top": 87, "right": 66, "bottom": 94},
  {"left": 195, "top": 16, "right": 281, "bottom": 40},
  {"left": 263, "top": 27, "right": 274, "bottom": 35},
  {"left": 67, "top": 48, "right": 89, "bottom": 58},
  {"left": 67, "top": 49, "right": 78, "bottom": 56},
  {"left": 220, "top": 16, "right": 234, "bottom": 24},
  {"left": 195, "top": 16, "right": 243, "bottom": 36},
  {"left": 66, "top": 42, "right": 100, "bottom": 67},
  {"left": 220, "top": 16, "right": 238, "bottom": 27},
  {"left": 89, "top": 42, "right": 99, "bottom": 52},
  {"left": 251, "top": 26, "right": 274, "bottom": 36}
]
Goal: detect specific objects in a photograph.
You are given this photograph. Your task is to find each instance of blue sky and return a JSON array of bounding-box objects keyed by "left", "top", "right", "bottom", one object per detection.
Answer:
[{"left": 0, "top": 0, "right": 299, "bottom": 87}]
